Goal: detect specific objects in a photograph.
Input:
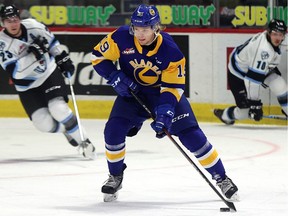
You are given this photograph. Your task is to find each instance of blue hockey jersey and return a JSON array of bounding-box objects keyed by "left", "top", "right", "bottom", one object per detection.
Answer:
[{"left": 91, "top": 25, "right": 186, "bottom": 102}]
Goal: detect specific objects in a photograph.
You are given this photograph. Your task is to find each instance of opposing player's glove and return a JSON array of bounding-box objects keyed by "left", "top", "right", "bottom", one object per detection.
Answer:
[
  {"left": 55, "top": 51, "right": 75, "bottom": 78},
  {"left": 151, "top": 104, "right": 175, "bottom": 139},
  {"left": 248, "top": 99, "right": 263, "bottom": 121},
  {"left": 28, "top": 36, "right": 48, "bottom": 60},
  {"left": 107, "top": 70, "right": 138, "bottom": 97}
]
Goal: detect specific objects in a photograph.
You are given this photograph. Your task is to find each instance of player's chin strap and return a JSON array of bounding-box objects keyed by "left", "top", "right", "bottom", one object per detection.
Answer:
[
  {"left": 129, "top": 90, "right": 237, "bottom": 212},
  {"left": 146, "top": 31, "right": 160, "bottom": 46}
]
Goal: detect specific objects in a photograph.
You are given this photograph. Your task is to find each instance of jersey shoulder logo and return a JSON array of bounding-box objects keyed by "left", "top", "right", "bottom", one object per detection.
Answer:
[
  {"left": 0, "top": 41, "right": 5, "bottom": 51},
  {"left": 18, "top": 44, "right": 26, "bottom": 55},
  {"left": 261, "top": 51, "right": 269, "bottom": 60},
  {"left": 122, "top": 48, "right": 135, "bottom": 55}
]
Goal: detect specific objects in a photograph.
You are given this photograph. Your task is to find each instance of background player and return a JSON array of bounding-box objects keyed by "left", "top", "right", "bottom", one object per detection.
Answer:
[
  {"left": 91, "top": 4, "right": 238, "bottom": 202},
  {"left": 214, "top": 19, "right": 287, "bottom": 125},
  {"left": 0, "top": 5, "right": 95, "bottom": 158}
]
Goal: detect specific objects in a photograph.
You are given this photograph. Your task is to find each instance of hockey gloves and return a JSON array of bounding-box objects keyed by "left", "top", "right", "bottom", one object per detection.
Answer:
[
  {"left": 55, "top": 51, "right": 75, "bottom": 78},
  {"left": 248, "top": 99, "right": 263, "bottom": 121},
  {"left": 107, "top": 70, "right": 138, "bottom": 97},
  {"left": 151, "top": 104, "right": 175, "bottom": 139},
  {"left": 28, "top": 36, "right": 48, "bottom": 60}
]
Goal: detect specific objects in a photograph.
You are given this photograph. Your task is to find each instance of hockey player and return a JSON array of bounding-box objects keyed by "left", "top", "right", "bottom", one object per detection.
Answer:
[
  {"left": 0, "top": 5, "right": 95, "bottom": 158},
  {"left": 91, "top": 4, "right": 238, "bottom": 202},
  {"left": 214, "top": 19, "right": 287, "bottom": 125}
]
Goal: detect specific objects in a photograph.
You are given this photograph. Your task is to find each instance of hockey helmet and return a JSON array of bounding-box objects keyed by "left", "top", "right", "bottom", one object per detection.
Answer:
[
  {"left": 267, "top": 19, "right": 287, "bottom": 34},
  {"left": 131, "top": 4, "right": 160, "bottom": 28},
  {"left": 0, "top": 5, "right": 20, "bottom": 20}
]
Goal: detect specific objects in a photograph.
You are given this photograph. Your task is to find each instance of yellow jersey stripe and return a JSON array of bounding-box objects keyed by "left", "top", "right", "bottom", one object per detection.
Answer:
[
  {"left": 198, "top": 148, "right": 220, "bottom": 169},
  {"left": 161, "top": 87, "right": 183, "bottom": 101},
  {"left": 106, "top": 148, "right": 126, "bottom": 163},
  {"left": 162, "top": 58, "right": 186, "bottom": 85}
]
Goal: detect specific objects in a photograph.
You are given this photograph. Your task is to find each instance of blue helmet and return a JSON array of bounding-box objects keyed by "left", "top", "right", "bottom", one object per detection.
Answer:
[{"left": 131, "top": 4, "right": 160, "bottom": 27}]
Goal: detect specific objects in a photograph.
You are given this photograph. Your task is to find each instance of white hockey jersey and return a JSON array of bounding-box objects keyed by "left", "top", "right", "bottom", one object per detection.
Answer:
[
  {"left": 228, "top": 31, "right": 283, "bottom": 100},
  {"left": 0, "top": 18, "right": 62, "bottom": 92}
]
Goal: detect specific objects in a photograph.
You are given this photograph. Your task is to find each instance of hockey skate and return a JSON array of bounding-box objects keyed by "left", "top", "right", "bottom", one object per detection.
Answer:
[
  {"left": 102, "top": 164, "right": 127, "bottom": 202},
  {"left": 213, "top": 109, "right": 235, "bottom": 125},
  {"left": 217, "top": 176, "right": 239, "bottom": 201},
  {"left": 64, "top": 132, "right": 95, "bottom": 159},
  {"left": 78, "top": 139, "right": 96, "bottom": 159},
  {"left": 64, "top": 132, "right": 78, "bottom": 147}
]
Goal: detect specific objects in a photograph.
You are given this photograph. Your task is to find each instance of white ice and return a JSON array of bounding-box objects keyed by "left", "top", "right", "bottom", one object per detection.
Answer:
[{"left": 0, "top": 118, "right": 287, "bottom": 216}]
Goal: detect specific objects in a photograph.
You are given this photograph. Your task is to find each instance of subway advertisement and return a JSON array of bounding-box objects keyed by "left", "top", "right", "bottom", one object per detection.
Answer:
[{"left": 25, "top": 5, "right": 288, "bottom": 27}]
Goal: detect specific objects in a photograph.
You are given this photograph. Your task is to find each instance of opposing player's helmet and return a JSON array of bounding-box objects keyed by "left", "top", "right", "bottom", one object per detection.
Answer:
[
  {"left": 0, "top": 5, "right": 20, "bottom": 27},
  {"left": 0, "top": 5, "right": 20, "bottom": 20},
  {"left": 131, "top": 4, "right": 160, "bottom": 27},
  {"left": 267, "top": 19, "right": 287, "bottom": 34}
]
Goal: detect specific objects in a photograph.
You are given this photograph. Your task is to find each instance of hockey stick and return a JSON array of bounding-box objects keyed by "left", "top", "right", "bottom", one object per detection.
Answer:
[
  {"left": 263, "top": 115, "right": 288, "bottom": 120},
  {"left": 67, "top": 73, "right": 95, "bottom": 159},
  {"left": 130, "top": 91, "right": 237, "bottom": 212}
]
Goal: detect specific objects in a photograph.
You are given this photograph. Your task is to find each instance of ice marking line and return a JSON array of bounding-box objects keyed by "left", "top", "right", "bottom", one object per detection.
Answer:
[
  {"left": 0, "top": 135, "right": 282, "bottom": 180},
  {"left": 211, "top": 135, "right": 281, "bottom": 161}
]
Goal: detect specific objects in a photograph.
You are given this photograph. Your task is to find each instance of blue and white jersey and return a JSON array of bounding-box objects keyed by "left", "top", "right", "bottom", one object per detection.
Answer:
[
  {"left": 0, "top": 18, "right": 62, "bottom": 92},
  {"left": 228, "top": 31, "right": 282, "bottom": 100}
]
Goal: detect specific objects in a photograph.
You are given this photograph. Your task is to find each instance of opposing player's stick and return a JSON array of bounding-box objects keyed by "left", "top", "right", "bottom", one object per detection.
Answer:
[
  {"left": 263, "top": 115, "right": 287, "bottom": 120},
  {"left": 130, "top": 91, "right": 237, "bottom": 212},
  {"left": 67, "top": 73, "right": 95, "bottom": 159}
]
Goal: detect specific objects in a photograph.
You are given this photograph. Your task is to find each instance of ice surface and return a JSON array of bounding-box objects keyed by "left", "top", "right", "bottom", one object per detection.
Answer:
[{"left": 0, "top": 118, "right": 287, "bottom": 216}]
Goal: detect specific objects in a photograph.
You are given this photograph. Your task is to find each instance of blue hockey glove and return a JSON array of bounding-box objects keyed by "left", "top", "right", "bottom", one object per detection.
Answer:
[
  {"left": 55, "top": 51, "right": 75, "bottom": 78},
  {"left": 107, "top": 70, "right": 138, "bottom": 97},
  {"left": 151, "top": 104, "right": 175, "bottom": 139},
  {"left": 248, "top": 99, "right": 263, "bottom": 121}
]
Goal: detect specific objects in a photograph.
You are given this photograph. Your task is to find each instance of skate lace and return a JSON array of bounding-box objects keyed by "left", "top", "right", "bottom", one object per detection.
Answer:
[
  {"left": 80, "top": 139, "right": 91, "bottom": 148},
  {"left": 218, "top": 178, "right": 233, "bottom": 194},
  {"left": 104, "top": 175, "right": 122, "bottom": 187}
]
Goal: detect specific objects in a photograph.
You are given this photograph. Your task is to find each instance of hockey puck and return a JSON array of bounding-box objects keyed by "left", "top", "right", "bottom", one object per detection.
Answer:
[{"left": 220, "top": 207, "right": 230, "bottom": 212}]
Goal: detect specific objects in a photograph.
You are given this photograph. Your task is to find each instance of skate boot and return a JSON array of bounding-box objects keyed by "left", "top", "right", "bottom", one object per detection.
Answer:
[
  {"left": 102, "top": 164, "right": 127, "bottom": 202},
  {"left": 214, "top": 109, "right": 235, "bottom": 125},
  {"left": 63, "top": 132, "right": 78, "bottom": 147},
  {"left": 64, "top": 132, "right": 95, "bottom": 159},
  {"left": 217, "top": 176, "right": 239, "bottom": 201},
  {"left": 79, "top": 139, "right": 96, "bottom": 159}
]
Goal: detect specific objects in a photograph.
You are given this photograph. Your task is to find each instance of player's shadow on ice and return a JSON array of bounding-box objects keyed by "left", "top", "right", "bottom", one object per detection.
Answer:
[
  {"left": 0, "top": 150, "right": 153, "bottom": 165},
  {"left": 57, "top": 199, "right": 222, "bottom": 213},
  {"left": 0, "top": 155, "right": 89, "bottom": 164}
]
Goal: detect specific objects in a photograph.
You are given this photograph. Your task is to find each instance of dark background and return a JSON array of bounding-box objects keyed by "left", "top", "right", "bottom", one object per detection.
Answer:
[{"left": 0, "top": 34, "right": 190, "bottom": 96}]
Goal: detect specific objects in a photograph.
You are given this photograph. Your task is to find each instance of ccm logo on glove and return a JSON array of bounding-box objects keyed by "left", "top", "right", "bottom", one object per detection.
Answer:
[{"left": 107, "top": 70, "right": 138, "bottom": 97}]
